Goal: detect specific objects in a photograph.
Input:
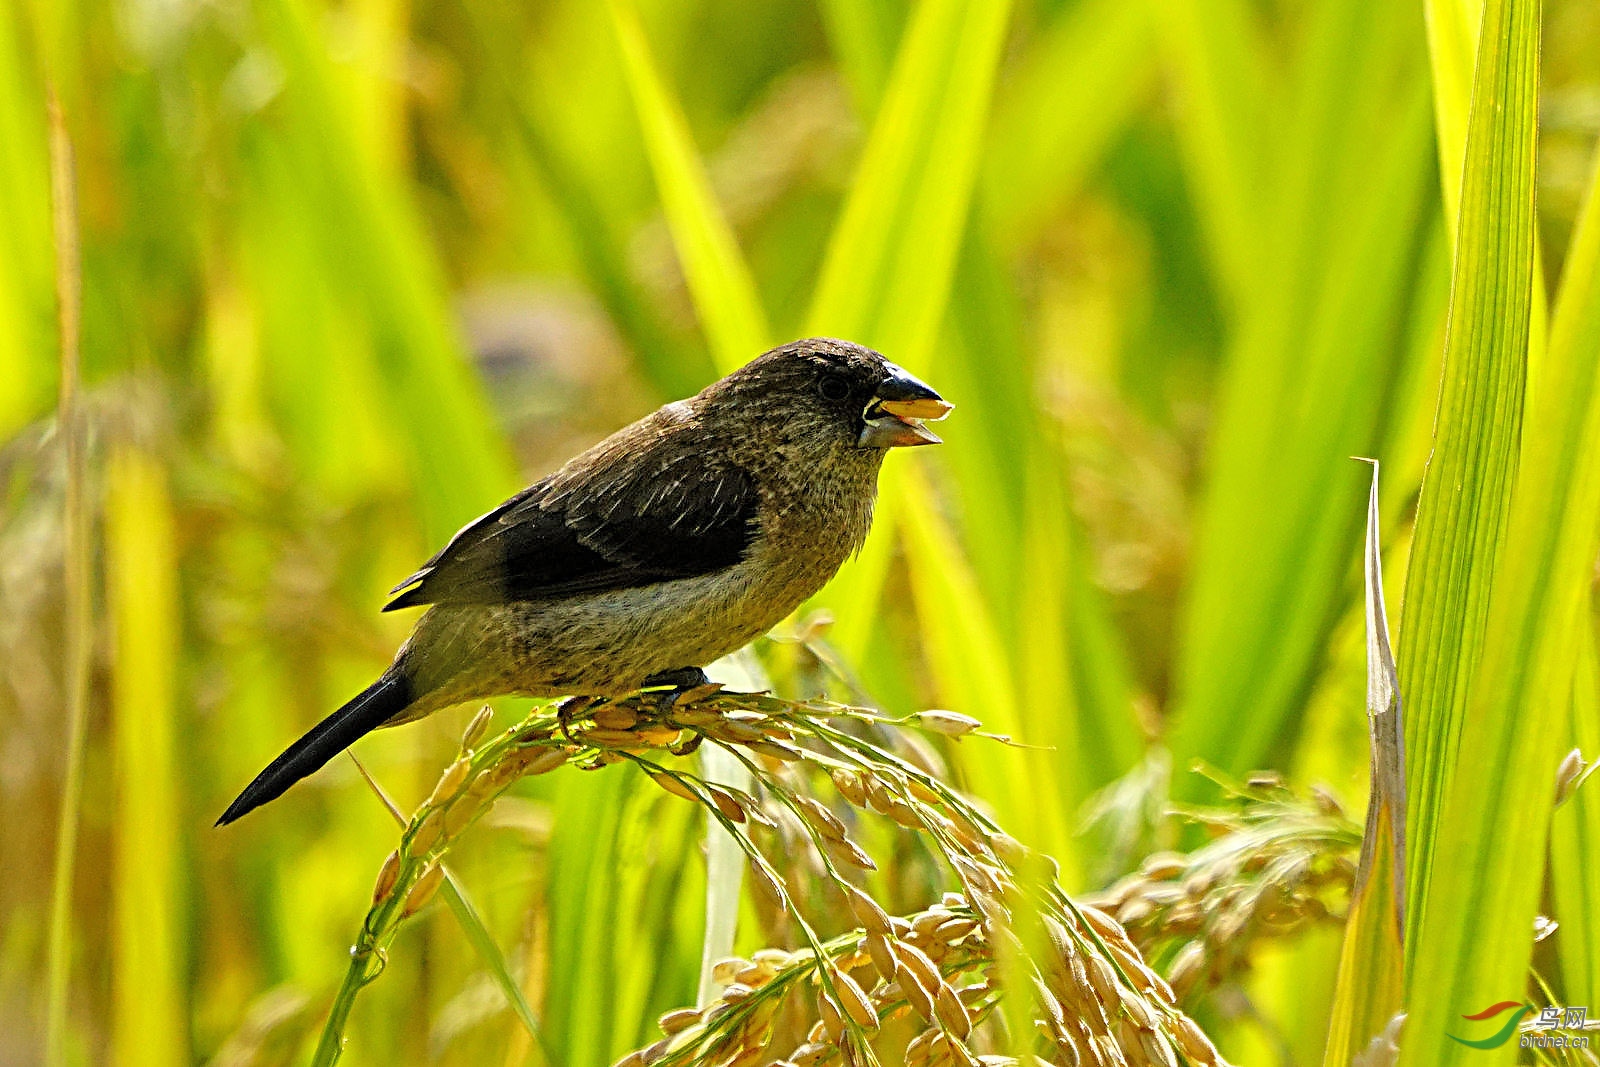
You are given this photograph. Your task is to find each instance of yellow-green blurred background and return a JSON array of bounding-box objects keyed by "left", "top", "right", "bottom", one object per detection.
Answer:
[{"left": 3, "top": 0, "right": 1598, "bottom": 1064}]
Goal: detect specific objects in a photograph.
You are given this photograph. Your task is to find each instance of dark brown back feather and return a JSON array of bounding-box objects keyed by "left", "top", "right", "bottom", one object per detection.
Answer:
[{"left": 384, "top": 416, "right": 759, "bottom": 610}]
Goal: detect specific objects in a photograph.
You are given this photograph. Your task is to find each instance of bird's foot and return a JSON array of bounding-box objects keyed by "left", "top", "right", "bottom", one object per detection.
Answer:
[
  {"left": 669, "top": 732, "right": 705, "bottom": 757},
  {"left": 555, "top": 695, "right": 599, "bottom": 743},
  {"left": 643, "top": 666, "right": 712, "bottom": 690},
  {"left": 642, "top": 666, "right": 723, "bottom": 715}
]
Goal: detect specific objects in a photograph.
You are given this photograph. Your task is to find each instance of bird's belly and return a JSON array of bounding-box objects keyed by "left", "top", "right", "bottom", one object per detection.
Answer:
[
  {"left": 405, "top": 555, "right": 835, "bottom": 705},
  {"left": 516, "top": 572, "right": 787, "bottom": 693}
]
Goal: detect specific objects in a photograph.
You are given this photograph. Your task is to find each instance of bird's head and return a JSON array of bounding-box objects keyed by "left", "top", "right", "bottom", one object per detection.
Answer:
[{"left": 706, "top": 338, "right": 953, "bottom": 452}]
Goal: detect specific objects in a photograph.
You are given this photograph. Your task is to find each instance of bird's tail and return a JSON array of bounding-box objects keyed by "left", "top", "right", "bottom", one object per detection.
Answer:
[{"left": 216, "top": 671, "right": 413, "bottom": 825}]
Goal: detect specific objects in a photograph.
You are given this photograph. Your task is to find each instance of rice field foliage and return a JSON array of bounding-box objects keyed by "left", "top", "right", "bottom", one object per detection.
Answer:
[{"left": 4, "top": 0, "right": 1600, "bottom": 1065}]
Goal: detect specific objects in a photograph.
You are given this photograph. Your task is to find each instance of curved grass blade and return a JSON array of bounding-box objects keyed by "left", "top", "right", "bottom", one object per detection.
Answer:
[
  {"left": 1423, "top": 0, "right": 1480, "bottom": 240},
  {"left": 459, "top": 2, "right": 702, "bottom": 399},
  {"left": 805, "top": 0, "right": 1010, "bottom": 356},
  {"left": 43, "top": 87, "right": 88, "bottom": 1067},
  {"left": 1322, "top": 460, "right": 1406, "bottom": 1066},
  {"left": 864, "top": 0, "right": 1011, "bottom": 364},
  {"left": 805, "top": 0, "right": 964, "bottom": 343}
]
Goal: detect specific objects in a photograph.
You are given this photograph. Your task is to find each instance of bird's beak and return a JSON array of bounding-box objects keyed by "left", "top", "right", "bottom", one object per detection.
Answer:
[{"left": 858, "top": 363, "right": 953, "bottom": 448}]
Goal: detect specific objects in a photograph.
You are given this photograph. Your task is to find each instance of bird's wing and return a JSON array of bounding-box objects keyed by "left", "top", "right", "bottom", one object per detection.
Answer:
[{"left": 382, "top": 431, "right": 759, "bottom": 610}]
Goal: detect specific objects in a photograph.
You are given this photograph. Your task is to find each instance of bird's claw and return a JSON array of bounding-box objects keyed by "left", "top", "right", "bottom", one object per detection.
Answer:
[
  {"left": 642, "top": 666, "right": 722, "bottom": 715},
  {"left": 556, "top": 695, "right": 599, "bottom": 743},
  {"left": 669, "top": 732, "right": 705, "bottom": 757},
  {"left": 642, "top": 666, "right": 712, "bottom": 690}
]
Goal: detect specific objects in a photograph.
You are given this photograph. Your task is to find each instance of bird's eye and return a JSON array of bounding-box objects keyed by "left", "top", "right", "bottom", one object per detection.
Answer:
[{"left": 818, "top": 375, "right": 851, "bottom": 401}]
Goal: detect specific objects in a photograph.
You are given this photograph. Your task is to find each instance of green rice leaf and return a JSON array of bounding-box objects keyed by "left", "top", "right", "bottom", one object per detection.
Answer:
[
  {"left": 1147, "top": 0, "right": 1272, "bottom": 307},
  {"left": 1424, "top": 0, "right": 1549, "bottom": 395},
  {"left": 609, "top": 0, "right": 771, "bottom": 370},
  {"left": 1422, "top": 0, "right": 1479, "bottom": 240},
  {"left": 0, "top": 12, "right": 53, "bottom": 435},
  {"left": 817, "top": 0, "right": 905, "bottom": 119},
  {"left": 107, "top": 448, "right": 188, "bottom": 1065},
  {"left": 1396, "top": 0, "right": 1537, "bottom": 967},
  {"left": 801, "top": 0, "right": 1013, "bottom": 669},
  {"left": 982, "top": 0, "right": 1154, "bottom": 250},
  {"left": 256, "top": 0, "right": 517, "bottom": 541},
  {"left": 806, "top": 0, "right": 1010, "bottom": 356},
  {"left": 439, "top": 870, "right": 551, "bottom": 1063},
  {"left": 462, "top": 2, "right": 704, "bottom": 399},
  {"left": 1168, "top": 3, "right": 1437, "bottom": 788},
  {"left": 1399, "top": 2, "right": 1600, "bottom": 1058},
  {"left": 1403, "top": 118, "right": 1600, "bottom": 1051},
  {"left": 898, "top": 464, "right": 1060, "bottom": 848}
]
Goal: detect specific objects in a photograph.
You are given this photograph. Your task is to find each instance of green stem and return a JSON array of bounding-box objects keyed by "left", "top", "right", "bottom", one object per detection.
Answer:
[
  {"left": 310, "top": 713, "right": 566, "bottom": 1060},
  {"left": 43, "top": 86, "right": 89, "bottom": 1067},
  {"left": 311, "top": 948, "right": 381, "bottom": 1067}
]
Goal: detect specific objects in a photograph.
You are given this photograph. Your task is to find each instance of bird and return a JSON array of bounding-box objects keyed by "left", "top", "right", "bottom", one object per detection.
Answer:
[{"left": 217, "top": 338, "right": 951, "bottom": 824}]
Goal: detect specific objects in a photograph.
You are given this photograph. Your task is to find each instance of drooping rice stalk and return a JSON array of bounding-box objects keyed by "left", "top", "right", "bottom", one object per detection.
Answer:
[{"left": 313, "top": 691, "right": 1229, "bottom": 1067}]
